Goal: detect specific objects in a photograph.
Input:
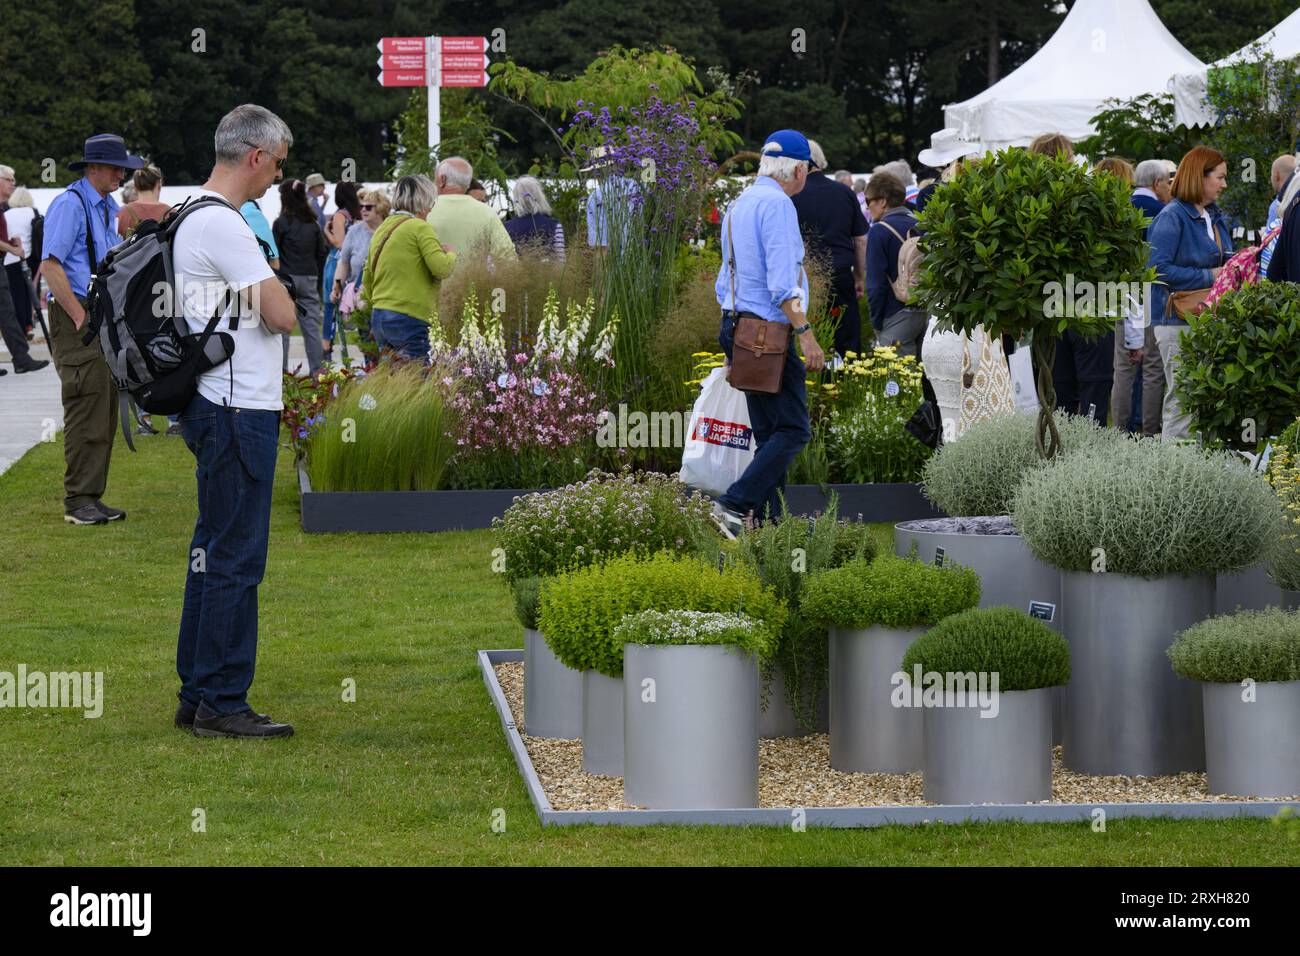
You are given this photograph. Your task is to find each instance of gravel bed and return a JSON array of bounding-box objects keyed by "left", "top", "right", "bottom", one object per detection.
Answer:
[{"left": 494, "top": 662, "right": 1297, "bottom": 810}]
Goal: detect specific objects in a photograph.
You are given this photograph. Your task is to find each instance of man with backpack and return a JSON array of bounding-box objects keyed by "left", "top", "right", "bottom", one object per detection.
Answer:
[
  {"left": 170, "top": 104, "right": 297, "bottom": 739},
  {"left": 865, "top": 171, "right": 926, "bottom": 357},
  {"left": 41, "top": 134, "right": 139, "bottom": 522}
]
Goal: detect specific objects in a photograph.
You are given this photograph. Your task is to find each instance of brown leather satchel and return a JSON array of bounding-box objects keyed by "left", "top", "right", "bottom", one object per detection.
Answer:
[
  {"left": 1165, "top": 221, "right": 1224, "bottom": 320},
  {"left": 723, "top": 215, "right": 789, "bottom": 395}
]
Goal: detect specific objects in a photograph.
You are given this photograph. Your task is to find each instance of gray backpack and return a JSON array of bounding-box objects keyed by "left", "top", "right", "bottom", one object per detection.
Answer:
[{"left": 877, "top": 218, "right": 925, "bottom": 304}]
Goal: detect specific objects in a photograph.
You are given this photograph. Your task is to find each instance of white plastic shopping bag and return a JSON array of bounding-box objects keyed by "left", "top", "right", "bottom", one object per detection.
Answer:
[
  {"left": 1008, "top": 346, "right": 1040, "bottom": 413},
  {"left": 678, "top": 367, "right": 755, "bottom": 498}
]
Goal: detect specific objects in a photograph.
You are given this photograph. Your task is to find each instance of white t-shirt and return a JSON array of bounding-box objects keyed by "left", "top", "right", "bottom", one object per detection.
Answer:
[
  {"left": 172, "top": 190, "right": 279, "bottom": 410},
  {"left": 3, "top": 206, "right": 37, "bottom": 266}
]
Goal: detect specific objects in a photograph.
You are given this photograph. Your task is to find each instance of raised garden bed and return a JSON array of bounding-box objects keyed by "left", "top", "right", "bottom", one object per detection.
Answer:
[
  {"left": 480, "top": 649, "right": 1300, "bottom": 828},
  {"left": 299, "top": 464, "right": 942, "bottom": 533}
]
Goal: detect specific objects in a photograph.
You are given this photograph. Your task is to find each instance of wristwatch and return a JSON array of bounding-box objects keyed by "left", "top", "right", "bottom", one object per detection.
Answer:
[{"left": 792, "top": 322, "right": 811, "bottom": 335}]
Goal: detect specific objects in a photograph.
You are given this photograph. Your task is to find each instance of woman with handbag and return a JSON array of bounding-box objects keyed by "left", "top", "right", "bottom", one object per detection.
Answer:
[{"left": 1147, "top": 146, "right": 1232, "bottom": 442}]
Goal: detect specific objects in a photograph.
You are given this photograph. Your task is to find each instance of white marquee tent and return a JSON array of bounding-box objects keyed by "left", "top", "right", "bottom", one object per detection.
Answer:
[
  {"left": 943, "top": 0, "right": 1205, "bottom": 153},
  {"left": 1170, "top": 7, "right": 1300, "bottom": 128}
]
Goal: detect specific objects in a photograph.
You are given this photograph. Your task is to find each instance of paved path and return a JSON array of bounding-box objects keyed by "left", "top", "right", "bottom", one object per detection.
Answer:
[{"left": 1, "top": 330, "right": 332, "bottom": 476}]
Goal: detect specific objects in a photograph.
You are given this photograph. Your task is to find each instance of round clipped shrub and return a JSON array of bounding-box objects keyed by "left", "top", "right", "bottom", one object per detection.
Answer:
[
  {"left": 901, "top": 606, "right": 1070, "bottom": 691},
  {"left": 922, "top": 411, "right": 1122, "bottom": 517},
  {"left": 491, "top": 469, "right": 717, "bottom": 583},
  {"left": 1012, "top": 439, "right": 1281, "bottom": 577},
  {"left": 1168, "top": 608, "right": 1300, "bottom": 684},
  {"left": 612, "top": 609, "right": 774, "bottom": 658},
  {"left": 537, "top": 552, "right": 787, "bottom": 678},
  {"left": 801, "top": 554, "right": 981, "bottom": 630}
]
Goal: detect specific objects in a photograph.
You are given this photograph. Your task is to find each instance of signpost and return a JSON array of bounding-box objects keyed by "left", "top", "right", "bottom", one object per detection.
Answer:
[{"left": 375, "top": 35, "right": 491, "bottom": 153}]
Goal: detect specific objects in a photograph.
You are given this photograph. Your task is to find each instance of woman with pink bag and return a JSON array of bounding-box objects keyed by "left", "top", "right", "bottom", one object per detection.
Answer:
[{"left": 330, "top": 187, "right": 390, "bottom": 346}]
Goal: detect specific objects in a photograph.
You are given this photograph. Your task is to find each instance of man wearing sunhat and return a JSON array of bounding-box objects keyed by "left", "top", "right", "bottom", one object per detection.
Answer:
[
  {"left": 42, "top": 133, "right": 142, "bottom": 525},
  {"left": 711, "top": 129, "right": 825, "bottom": 537},
  {"left": 305, "top": 172, "right": 328, "bottom": 231},
  {"left": 915, "top": 128, "right": 981, "bottom": 211}
]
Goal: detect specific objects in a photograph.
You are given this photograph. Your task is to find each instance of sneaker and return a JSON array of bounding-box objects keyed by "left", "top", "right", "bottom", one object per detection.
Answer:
[
  {"left": 64, "top": 504, "right": 108, "bottom": 525},
  {"left": 94, "top": 500, "right": 127, "bottom": 521},
  {"left": 711, "top": 502, "right": 745, "bottom": 541},
  {"left": 0, "top": 368, "right": 7, "bottom": 377},
  {"left": 166, "top": 422, "right": 183, "bottom": 436},
  {"left": 176, "top": 701, "right": 266, "bottom": 730},
  {"left": 135, "top": 422, "right": 157, "bottom": 436},
  {"left": 192, "top": 703, "right": 293, "bottom": 739},
  {"left": 15, "top": 358, "right": 49, "bottom": 373}
]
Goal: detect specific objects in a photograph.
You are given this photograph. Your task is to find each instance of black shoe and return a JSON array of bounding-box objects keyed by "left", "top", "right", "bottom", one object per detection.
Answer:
[
  {"left": 94, "top": 500, "right": 127, "bottom": 521},
  {"left": 175, "top": 702, "right": 198, "bottom": 729},
  {"left": 193, "top": 703, "right": 293, "bottom": 739},
  {"left": 0, "top": 368, "right": 7, "bottom": 376},
  {"left": 15, "top": 358, "right": 49, "bottom": 373},
  {"left": 64, "top": 504, "right": 108, "bottom": 525}
]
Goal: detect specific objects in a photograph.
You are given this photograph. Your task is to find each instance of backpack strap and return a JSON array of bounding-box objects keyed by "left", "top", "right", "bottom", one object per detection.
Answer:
[{"left": 877, "top": 220, "right": 906, "bottom": 244}]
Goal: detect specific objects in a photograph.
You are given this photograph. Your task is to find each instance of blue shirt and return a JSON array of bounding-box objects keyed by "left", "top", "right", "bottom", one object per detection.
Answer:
[
  {"left": 714, "top": 176, "right": 809, "bottom": 324},
  {"left": 43, "top": 178, "right": 121, "bottom": 299},
  {"left": 585, "top": 176, "right": 637, "bottom": 248},
  {"left": 240, "top": 201, "right": 279, "bottom": 260}
]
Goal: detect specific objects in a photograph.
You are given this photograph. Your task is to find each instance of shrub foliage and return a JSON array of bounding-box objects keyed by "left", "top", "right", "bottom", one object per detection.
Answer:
[
  {"left": 901, "top": 606, "right": 1070, "bottom": 692},
  {"left": 1168, "top": 608, "right": 1300, "bottom": 684},
  {"left": 801, "top": 554, "right": 981, "bottom": 630}
]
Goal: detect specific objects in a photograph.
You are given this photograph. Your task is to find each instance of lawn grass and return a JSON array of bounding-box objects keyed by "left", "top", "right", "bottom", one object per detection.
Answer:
[{"left": 0, "top": 435, "right": 1294, "bottom": 865}]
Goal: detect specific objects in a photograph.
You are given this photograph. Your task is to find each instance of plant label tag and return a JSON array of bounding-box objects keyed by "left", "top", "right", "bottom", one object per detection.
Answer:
[
  {"left": 934, "top": 547, "right": 946, "bottom": 568},
  {"left": 718, "top": 551, "right": 726, "bottom": 573},
  {"left": 885, "top": 379, "right": 900, "bottom": 397},
  {"left": 1029, "top": 600, "right": 1056, "bottom": 622}
]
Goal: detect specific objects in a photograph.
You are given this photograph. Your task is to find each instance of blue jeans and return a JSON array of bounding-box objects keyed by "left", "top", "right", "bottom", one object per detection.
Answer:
[
  {"left": 372, "top": 308, "right": 430, "bottom": 362},
  {"left": 717, "top": 312, "right": 811, "bottom": 521},
  {"left": 322, "top": 248, "right": 339, "bottom": 342},
  {"left": 176, "top": 393, "right": 280, "bottom": 715}
]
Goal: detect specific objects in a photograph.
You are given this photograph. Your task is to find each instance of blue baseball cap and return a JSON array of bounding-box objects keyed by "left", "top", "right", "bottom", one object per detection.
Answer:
[{"left": 760, "top": 130, "right": 811, "bottom": 163}]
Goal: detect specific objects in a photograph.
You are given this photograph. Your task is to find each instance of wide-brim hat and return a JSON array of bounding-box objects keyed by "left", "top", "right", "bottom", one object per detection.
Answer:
[
  {"left": 304, "top": 173, "right": 327, "bottom": 188},
  {"left": 578, "top": 146, "right": 614, "bottom": 174},
  {"left": 918, "top": 129, "right": 981, "bottom": 170},
  {"left": 68, "top": 133, "right": 145, "bottom": 172}
]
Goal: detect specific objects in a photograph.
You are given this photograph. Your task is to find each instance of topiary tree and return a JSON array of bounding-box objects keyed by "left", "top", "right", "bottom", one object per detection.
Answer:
[{"left": 913, "top": 149, "right": 1154, "bottom": 458}]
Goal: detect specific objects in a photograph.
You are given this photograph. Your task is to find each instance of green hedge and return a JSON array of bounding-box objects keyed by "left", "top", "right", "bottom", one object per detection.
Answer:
[
  {"left": 612, "top": 609, "right": 773, "bottom": 657},
  {"left": 901, "top": 607, "right": 1070, "bottom": 691},
  {"left": 537, "top": 552, "right": 787, "bottom": 677},
  {"left": 1168, "top": 608, "right": 1300, "bottom": 683},
  {"left": 801, "top": 554, "right": 981, "bottom": 630}
]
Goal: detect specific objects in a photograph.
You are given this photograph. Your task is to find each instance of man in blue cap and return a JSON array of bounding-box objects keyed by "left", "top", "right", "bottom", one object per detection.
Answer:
[
  {"left": 42, "top": 133, "right": 142, "bottom": 525},
  {"left": 712, "top": 129, "right": 825, "bottom": 535}
]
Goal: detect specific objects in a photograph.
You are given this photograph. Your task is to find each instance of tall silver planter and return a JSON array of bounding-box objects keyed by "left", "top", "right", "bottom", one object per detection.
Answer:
[
  {"left": 1060, "top": 571, "right": 1212, "bottom": 776},
  {"left": 830, "top": 625, "right": 925, "bottom": 772},
  {"left": 623, "top": 644, "right": 759, "bottom": 809},
  {"left": 759, "top": 665, "right": 829, "bottom": 738},
  {"left": 923, "top": 688, "right": 1053, "bottom": 804},
  {"left": 581, "top": 670, "right": 624, "bottom": 776},
  {"left": 1215, "top": 565, "right": 1283, "bottom": 615},
  {"left": 1203, "top": 680, "right": 1300, "bottom": 798},
  {"left": 523, "top": 629, "right": 582, "bottom": 739}
]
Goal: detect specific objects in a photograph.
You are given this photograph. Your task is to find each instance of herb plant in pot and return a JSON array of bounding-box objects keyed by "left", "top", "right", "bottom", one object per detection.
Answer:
[
  {"left": 1168, "top": 608, "right": 1300, "bottom": 798},
  {"left": 494, "top": 470, "right": 717, "bottom": 739},
  {"left": 1013, "top": 439, "right": 1280, "bottom": 775},
  {"left": 537, "top": 552, "right": 785, "bottom": 776},
  {"left": 736, "top": 500, "right": 877, "bottom": 738},
  {"left": 616, "top": 610, "right": 774, "bottom": 809},
  {"left": 902, "top": 607, "right": 1069, "bottom": 805},
  {"left": 801, "top": 554, "right": 981, "bottom": 773}
]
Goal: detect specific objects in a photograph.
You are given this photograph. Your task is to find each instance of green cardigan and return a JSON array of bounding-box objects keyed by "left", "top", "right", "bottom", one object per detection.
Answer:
[{"left": 361, "top": 214, "right": 456, "bottom": 322}]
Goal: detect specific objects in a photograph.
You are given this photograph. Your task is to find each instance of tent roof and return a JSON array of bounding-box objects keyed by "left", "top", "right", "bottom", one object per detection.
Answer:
[
  {"left": 1171, "top": 8, "right": 1300, "bottom": 127},
  {"left": 944, "top": 0, "right": 1204, "bottom": 152}
]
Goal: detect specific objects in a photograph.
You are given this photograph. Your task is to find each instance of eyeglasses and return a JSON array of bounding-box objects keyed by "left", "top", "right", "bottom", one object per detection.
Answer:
[
  {"left": 242, "top": 141, "right": 287, "bottom": 170},
  {"left": 360, "top": 204, "right": 375, "bottom": 210}
]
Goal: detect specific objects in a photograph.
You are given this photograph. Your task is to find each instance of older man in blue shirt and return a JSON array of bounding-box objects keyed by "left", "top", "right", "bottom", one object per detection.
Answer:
[
  {"left": 712, "top": 129, "right": 825, "bottom": 534},
  {"left": 42, "top": 133, "right": 142, "bottom": 525}
]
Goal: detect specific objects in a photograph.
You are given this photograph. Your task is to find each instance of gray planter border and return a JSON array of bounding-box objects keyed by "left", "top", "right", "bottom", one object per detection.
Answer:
[
  {"left": 479, "top": 649, "right": 1300, "bottom": 829},
  {"left": 301, "top": 465, "right": 941, "bottom": 533}
]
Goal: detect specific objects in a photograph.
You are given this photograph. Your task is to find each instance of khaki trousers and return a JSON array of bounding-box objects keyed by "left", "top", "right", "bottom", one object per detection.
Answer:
[{"left": 47, "top": 298, "right": 118, "bottom": 510}]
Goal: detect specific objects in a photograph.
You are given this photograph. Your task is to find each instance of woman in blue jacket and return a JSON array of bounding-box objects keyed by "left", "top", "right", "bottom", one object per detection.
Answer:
[{"left": 1147, "top": 146, "right": 1232, "bottom": 442}]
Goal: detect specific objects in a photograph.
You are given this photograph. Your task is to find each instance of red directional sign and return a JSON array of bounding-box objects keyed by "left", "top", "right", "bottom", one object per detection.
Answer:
[
  {"left": 378, "top": 68, "right": 429, "bottom": 87},
  {"left": 377, "top": 36, "right": 427, "bottom": 55},
  {"left": 440, "top": 36, "right": 488, "bottom": 53},
  {"left": 440, "top": 71, "right": 489, "bottom": 87},
  {"left": 378, "top": 52, "right": 427, "bottom": 71},
  {"left": 440, "top": 53, "right": 489, "bottom": 71}
]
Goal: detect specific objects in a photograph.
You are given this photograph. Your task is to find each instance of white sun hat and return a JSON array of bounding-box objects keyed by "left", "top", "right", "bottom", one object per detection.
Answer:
[{"left": 918, "top": 129, "right": 982, "bottom": 170}]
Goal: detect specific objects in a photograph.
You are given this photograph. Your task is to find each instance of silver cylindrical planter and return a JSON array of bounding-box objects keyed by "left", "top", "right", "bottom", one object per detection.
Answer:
[
  {"left": 1215, "top": 565, "right": 1283, "bottom": 615},
  {"left": 623, "top": 644, "right": 758, "bottom": 809},
  {"left": 523, "top": 629, "right": 582, "bottom": 739},
  {"left": 923, "top": 688, "right": 1053, "bottom": 804},
  {"left": 1203, "top": 680, "right": 1300, "bottom": 798},
  {"left": 830, "top": 625, "right": 925, "bottom": 773},
  {"left": 759, "top": 664, "right": 829, "bottom": 738},
  {"left": 1060, "top": 571, "right": 1212, "bottom": 776},
  {"left": 894, "top": 521, "right": 1062, "bottom": 631},
  {"left": 581, "top": 670, "right": 624, "bottom": 776}
]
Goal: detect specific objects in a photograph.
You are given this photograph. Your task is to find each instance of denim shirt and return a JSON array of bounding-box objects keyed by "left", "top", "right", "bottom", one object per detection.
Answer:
[
  {"left": 42, "top": 178, "right": 121, "bottom": 299},
  {"left": 1147, "top": 199, "right": 1233, "bottom": 327},
  {"left": 714, "top": 176, "right": 809, "bottom": 324}
]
